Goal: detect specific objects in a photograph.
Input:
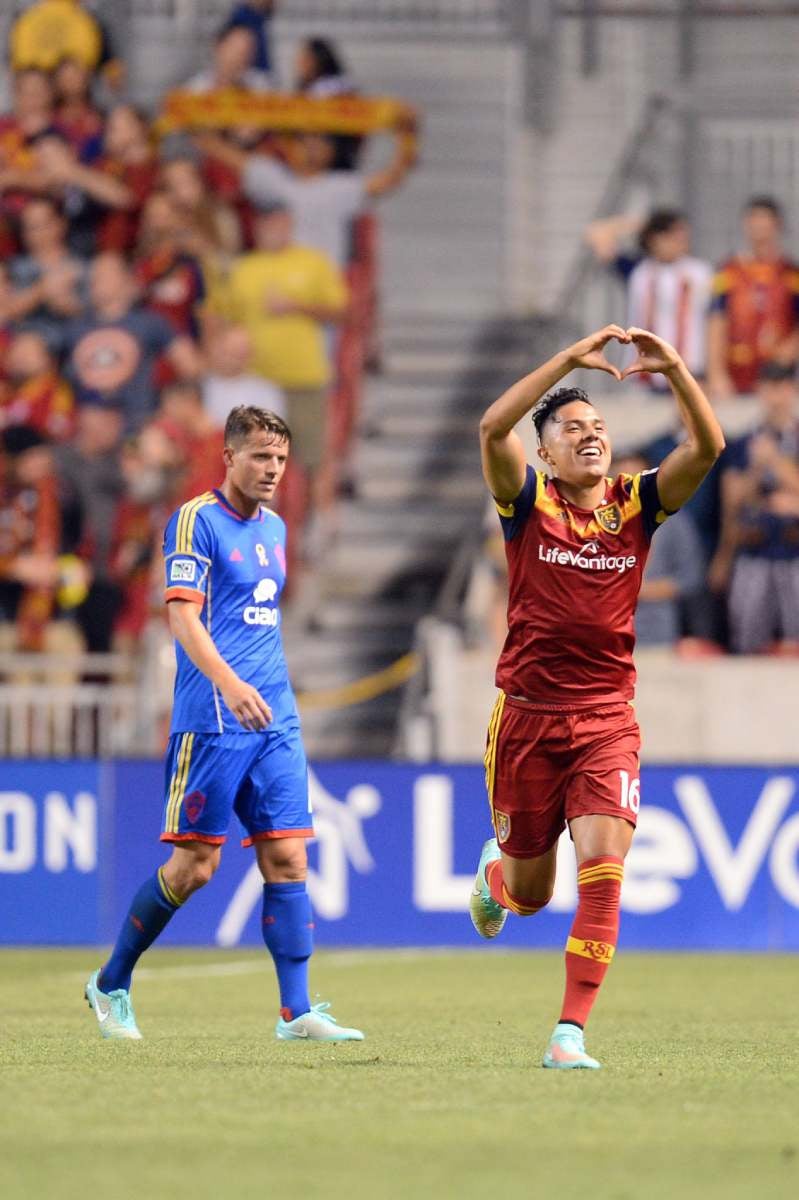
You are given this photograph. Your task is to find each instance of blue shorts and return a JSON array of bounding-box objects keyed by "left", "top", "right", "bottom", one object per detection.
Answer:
[{"left": 160, "top": 728, "right": 312, "bottom": 847}]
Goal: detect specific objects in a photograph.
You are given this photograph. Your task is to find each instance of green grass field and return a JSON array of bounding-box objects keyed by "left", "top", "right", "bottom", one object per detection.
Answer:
[{"left": 1, "top": 949, "right": 797, "bottom": 1200}]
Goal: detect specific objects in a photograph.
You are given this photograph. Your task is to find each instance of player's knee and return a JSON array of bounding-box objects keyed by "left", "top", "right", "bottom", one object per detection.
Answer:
[
  {"left": 190, "top": 856, "right": 219, "bottom": 890},
  {"left": 259, "top": 843, "right": 307, "bottom": 883},
  {"left": 168, "top": 849, "right": 220, "bottom": 897}
]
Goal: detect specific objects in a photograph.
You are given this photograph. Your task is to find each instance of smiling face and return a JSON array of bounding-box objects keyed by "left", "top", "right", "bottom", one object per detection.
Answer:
[
  {"left": 537, "top": 399, "right": 612, "bottom": 488},
  {"left": 224, "top": 429, "right": 289, "bottom": 506}
]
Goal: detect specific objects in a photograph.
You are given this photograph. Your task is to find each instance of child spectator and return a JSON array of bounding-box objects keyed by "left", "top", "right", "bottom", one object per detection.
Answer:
[{"left": 1, "top": 331, "right": 75, "bottom": 442}]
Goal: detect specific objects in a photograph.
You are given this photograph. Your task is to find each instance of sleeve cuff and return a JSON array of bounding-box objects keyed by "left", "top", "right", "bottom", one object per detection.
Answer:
[{"left": 164, "top": 586, "right": 205, "bottom": 604}]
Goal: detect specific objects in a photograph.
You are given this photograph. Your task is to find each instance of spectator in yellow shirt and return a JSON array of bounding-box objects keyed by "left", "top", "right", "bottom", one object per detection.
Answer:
[{"left": 210, "top": 199, "right": 348, "bottom": 485}]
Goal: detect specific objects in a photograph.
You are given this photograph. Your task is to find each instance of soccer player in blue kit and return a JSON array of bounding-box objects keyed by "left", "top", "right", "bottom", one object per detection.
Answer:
[{"left": 85, "top": 406, "right": 363, "bottom": 1042}]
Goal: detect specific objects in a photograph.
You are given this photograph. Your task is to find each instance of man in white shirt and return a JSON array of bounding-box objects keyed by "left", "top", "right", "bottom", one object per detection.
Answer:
[
  {"left": 196, "top": 117, "right": 417, "bottom": 267},
  {"left": 626, "top": 210, "right": 713, "bottom": 389}
]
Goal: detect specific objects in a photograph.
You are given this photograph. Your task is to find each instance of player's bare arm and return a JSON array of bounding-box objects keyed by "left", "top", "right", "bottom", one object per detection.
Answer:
[
  {"left": 479, "top": 324, "right": 629, "bottom": 501},
  {"left": 623, "top": 327, "right": 726, "bottom": 508},
  {"left": 167, "top": 598, "right": 272, "bottom": 730}
]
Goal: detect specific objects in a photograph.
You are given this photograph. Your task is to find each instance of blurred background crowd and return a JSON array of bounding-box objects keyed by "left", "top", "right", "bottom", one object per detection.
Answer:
[
  {"left": 0, "top": 1, "right": 798, "bottom": 756},
  {"left": 0, "top": 0, "right": 416, "bottom": 662}
]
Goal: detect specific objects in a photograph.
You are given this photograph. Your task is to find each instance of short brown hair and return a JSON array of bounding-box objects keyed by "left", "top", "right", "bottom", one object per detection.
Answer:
[{"left": 223, "top": 406, "right": 292, "bottom": 447}]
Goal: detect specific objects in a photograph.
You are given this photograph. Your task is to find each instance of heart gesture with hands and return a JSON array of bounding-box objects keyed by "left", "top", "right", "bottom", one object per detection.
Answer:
[
  {"left": 621, "top": 327, "right": 682, "bottom": 380},
  {"left": 567, "top": 324, "right": 630, "bottom": 381}
]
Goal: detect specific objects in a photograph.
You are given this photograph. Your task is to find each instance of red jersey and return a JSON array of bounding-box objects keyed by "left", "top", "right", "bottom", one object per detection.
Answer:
[
  {"left": 711, "top": 257, "right": 799, "bottom": 393},
  {"left": 495, "top": 467, "right": 669, "bottom": 707}
]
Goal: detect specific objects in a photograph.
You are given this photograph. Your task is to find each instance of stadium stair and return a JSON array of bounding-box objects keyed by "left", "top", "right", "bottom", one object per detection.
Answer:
[{"left": 285, "top": 313, "right": 556, "bottom": 758}]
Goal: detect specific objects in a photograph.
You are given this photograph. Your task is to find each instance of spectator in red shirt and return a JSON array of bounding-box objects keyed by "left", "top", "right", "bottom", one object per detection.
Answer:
[
  {"left": 134, "top": 191, "right": 206, "bottom": 339},
  {"left": 708, "top": 197, "right": 799, "bottom": 398},
  {"left": 149, "top": 380, "right": 225, "bottom": 503},
  {"left": 0, "top": 424, "right": 60, "bottom": 651},
  {"left": 97, "top": 105, "right": 160, "bottom": 253},
  {"left": 53, "top": 56, "right": 104, "bottom": 163},
  {"left": 0, "top": 331, "right": 75, "bottom": 442},
  {"left": 0, "top": 68, "right": 57, "bottom": 221},
  {"left": 159, "top": 153, "right": 243, "bottom": 262}
]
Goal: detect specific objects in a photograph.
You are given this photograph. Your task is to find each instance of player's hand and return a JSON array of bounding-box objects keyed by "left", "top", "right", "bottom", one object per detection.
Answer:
[
  {"left": 221, "top": 678, "right": 273, "bottom": 730},
  {"left": 566, "top": 325, "right": 630, "bottom": 380},
  {"left": 621, "top": 328, "right": 682, "bottom": 379}
]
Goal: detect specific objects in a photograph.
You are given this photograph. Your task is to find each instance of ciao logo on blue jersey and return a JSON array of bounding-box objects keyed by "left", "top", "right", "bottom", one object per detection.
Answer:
[{"left": 243, "top": 578, "right": 279, "bottom": 626}]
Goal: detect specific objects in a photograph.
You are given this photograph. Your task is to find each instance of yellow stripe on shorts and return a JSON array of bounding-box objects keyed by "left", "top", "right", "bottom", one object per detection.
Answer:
[
  {"left": 483, "top": 692, "right": 506, "bottom": 803},
  {"left": 166, "top": 732, "right": 194, "bottom": 833}
]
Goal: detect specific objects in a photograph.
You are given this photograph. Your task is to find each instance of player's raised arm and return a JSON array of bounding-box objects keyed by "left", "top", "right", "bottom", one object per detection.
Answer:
[
  {"left": 167, "top": 598, "right": 273, "bottom": 730},
  {"left": 479, "top": 324, "right": 628, "bottom": 501},
  {"left": 622, "top": 327, "right": 726, "bottom": 509}
]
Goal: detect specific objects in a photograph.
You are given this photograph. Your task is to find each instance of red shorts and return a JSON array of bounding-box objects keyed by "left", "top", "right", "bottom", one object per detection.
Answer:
[{"left": 483, "top": 694, "right": 640, "bottom": 859}]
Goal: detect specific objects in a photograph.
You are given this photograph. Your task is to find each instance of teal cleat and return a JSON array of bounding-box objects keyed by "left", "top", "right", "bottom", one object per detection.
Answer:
[
  {"left": 85, "top": 970, "right": 143, "bottom": 1040},
  {"left": 275, "top": 1001, "right": 364, "bottom": 1042},
  {"left": 542, "top": 1023, "right": 600, "bottom": 1070},
  {"left": 469, "top": 837, "right": 507, "bottom": 939}
]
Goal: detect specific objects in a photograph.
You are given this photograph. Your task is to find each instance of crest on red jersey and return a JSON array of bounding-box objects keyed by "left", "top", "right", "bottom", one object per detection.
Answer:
[
  {"left": 495, "top": 810, "right": 511, "bottom": 843},
  {"left": 595, "top": 503, "right": 622, "bottom": 534}
]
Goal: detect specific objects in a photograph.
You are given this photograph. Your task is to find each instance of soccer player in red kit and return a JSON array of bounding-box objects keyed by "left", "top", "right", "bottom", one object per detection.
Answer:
[{"left": 470, "top": 324, "right": 725, "bottom": 1069}]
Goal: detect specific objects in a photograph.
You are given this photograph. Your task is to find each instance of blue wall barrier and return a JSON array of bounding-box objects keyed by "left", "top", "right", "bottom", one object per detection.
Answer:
[{"left": 2, "top": 761, "right": 799, "bottom": 949}]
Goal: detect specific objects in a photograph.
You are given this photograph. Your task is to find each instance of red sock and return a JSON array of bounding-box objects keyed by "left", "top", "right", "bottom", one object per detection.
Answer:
[
  {"left": 560, "top": 856, "right": 624, "bottom": 1028},
  {"left": 485, "top": 860, "right": 549, "bottom": 917}
]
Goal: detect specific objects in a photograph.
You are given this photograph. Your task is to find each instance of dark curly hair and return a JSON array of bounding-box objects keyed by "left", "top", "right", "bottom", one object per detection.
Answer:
[{"left": 531, "top": 387, "right": 590, "bottom": 442}]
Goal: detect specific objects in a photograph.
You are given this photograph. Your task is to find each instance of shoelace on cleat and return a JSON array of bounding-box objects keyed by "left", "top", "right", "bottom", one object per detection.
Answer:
[
  {"left": 310, "top": 1001, "right": 339, "bottom": 1025},
  {"left": 109, "top": 990, "right": 133, "bottom": 1023}
]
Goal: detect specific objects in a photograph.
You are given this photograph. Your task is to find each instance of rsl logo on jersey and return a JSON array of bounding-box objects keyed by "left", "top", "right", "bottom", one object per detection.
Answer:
[{"left": 594, "top": 502, "right": 622, "bottom": 534}]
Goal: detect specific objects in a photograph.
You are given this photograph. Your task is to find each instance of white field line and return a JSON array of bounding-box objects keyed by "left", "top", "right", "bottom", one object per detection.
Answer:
[{"left": 70, "top": 946, "right": 518, "bottom": 983}]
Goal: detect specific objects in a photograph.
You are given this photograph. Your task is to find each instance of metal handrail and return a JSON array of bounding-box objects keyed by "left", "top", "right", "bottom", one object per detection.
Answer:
[{"left": 554, "top": 93, "right": 678, "bottom": 315}]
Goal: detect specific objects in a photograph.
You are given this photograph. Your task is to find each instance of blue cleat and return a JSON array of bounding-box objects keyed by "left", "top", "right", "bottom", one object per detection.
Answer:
[
  {"left": 85, "top": 970, "right": 142, "bottom": 1040},
  {"left": 542, "top": 1023, "right": 600, "bottom": 1070},
  {"left": 469, "top": 837, "right": 507, "bottom": 939},
  {"left": 275, "top": 1001, "right": 364, "bottom": 1042}
]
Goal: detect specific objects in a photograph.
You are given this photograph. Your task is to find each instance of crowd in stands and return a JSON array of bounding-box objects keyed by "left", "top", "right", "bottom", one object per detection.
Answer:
[
  {"left": 583, "top": 196, "right": 799, "bottom": 654},
  {"left": 0, "top": 0, "right": 416, "bottom": 660},
  {"left": 482, "top": 196, "right": 799, "bottom": 659}
]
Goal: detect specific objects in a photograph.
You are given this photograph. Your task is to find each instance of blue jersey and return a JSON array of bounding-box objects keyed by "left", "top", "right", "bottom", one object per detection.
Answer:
[{"left": 163, "top": 489, "right": 298, "bottom": 735}]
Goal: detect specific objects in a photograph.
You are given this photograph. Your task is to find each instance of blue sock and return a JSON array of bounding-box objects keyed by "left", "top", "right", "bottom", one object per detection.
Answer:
[
  {"left": 261, "top": 881, "right": 313, "bottom": 1020},
  {"left": 99, "top": 868, "right": 182, "bottom": 993}
]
